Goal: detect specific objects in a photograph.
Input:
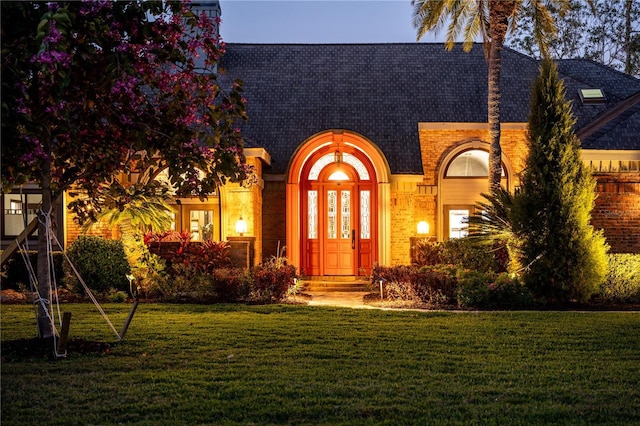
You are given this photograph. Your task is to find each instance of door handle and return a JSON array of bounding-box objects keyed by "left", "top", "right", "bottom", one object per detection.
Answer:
[{"left": 351, "top": 229, "right": 356, "bottom": 249}]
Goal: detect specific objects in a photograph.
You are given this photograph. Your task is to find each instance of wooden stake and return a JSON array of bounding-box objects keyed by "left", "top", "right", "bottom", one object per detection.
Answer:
[
  {"left": 57, "top": 311, "right": 72, "bottom": 356},
  {"left": 119, "top": 299, "right": 139, "bottom": 341}
]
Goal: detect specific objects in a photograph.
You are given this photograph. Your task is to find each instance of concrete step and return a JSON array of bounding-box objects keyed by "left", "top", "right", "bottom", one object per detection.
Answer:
[
  {"left": 303, "top": 280, "right": 371, "bottom": 292},
  {"left": 304, "top": 275, "right": 363, "bottom": 282}
]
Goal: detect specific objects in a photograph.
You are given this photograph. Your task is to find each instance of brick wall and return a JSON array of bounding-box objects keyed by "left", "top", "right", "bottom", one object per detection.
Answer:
[
  {"left": 592, "top": 174, "right": 640, "bottom": 253},
  {"left": 64, "top": 192, "right": 114, "bottom": 246},
  {"left": 262, "top": 180, "right": 287, "bottom": 261},
  {"left": 418, "top": 127, "right": 528, "bottom": 186},
  {"left": 385, "top": 180, "right": 437, "bottom": 265},
  {"left": 389, "top": 182, "right": 416, "bottom": 265},
  {"left": 224, "top": 157, "right": 264, "bottom": 266},
  {"left": 415, "top": 126, "right": 529, "bottom": 251}
]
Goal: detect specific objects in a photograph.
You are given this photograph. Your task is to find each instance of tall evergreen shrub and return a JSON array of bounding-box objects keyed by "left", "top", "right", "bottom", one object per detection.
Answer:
[{"left": 515, "top": 59, "right": 608, "bottom": 303}]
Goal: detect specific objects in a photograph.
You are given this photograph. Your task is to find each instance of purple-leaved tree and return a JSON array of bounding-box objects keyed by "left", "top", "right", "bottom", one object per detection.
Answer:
[{"left": 1, "top": 1, "right": 251, "bottom": 338}]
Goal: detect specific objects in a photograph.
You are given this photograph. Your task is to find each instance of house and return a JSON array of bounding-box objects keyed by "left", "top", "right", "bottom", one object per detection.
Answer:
[
  {"left": 215, "top": 42, "right": 640, "bottom": 277},
  {"left": 2, "top": 1, "right": 639, "bottom": 277}
]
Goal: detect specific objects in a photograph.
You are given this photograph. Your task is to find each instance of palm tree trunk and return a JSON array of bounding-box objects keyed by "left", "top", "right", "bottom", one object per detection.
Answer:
[
  {"left": 487, "top": 1, "right": 514, "bottom": 194},
  {"left": 624, "top": 0, "right": 633, "bottom": 74}
]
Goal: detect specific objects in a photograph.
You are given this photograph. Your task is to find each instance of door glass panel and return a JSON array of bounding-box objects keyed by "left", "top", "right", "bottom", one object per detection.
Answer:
[
  {"left": 308, "top": 190, "right": 318, "bottom": 239},
  {"left": 360, "top": 190, "right": 370, "bottom": 239},
  {"left": 327, "top": 190, "right": 337, "bottom": 239},
  {"left": 449, "top": 209, "right": 469, "bottom": 239},
  {"left": 341, "top": 190, "right": 351, "bottom": 239},
  {"left": 189, "top": 209, "right": 214, "bottom": 241}
]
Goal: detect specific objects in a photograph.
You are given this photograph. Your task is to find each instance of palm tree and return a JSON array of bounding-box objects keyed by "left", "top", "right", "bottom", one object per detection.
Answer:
[
  {"left": 82, "top": 179, "right": 175, "bottom": 291},
  {"left": 412, "top": 0, "right": 567, "bottom": 193},
  {"left": 467, "top": 187, "right": 522, "bottom": 273}
]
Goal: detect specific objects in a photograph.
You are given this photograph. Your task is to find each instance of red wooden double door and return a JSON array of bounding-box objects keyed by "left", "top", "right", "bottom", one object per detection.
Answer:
[{"left": 301, "top": 157, "right": 376, "bottom": 277}]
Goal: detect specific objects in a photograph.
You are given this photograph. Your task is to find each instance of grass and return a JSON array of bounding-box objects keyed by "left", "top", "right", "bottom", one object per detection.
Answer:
[{"left": 2, "top": 303, "right": 639, "bottom": 425}]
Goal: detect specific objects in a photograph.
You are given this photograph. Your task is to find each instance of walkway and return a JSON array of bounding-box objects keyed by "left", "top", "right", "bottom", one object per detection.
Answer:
[{"left": 300, "top": 291, "right": 375, "bottom": 309}]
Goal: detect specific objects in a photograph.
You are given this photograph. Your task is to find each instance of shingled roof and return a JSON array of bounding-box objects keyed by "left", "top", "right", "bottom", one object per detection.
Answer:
[{"left": 220, "top": 43, "right": 640, "bottom": 175}]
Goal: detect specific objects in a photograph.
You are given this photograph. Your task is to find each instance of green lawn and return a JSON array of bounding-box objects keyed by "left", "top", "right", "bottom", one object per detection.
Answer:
[{"left": 2, "top": 303, "right": 639, "bottom": 425}]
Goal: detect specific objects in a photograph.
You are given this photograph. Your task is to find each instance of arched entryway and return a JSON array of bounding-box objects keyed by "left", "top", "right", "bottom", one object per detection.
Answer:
[{"left": 286, "top": 130, "right": 391, "bottom": 277}]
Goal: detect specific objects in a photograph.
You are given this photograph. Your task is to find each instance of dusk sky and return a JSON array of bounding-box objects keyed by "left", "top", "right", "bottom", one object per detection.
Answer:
[{"left": 219, "top": 0, "right": 445, "bottom": 44}]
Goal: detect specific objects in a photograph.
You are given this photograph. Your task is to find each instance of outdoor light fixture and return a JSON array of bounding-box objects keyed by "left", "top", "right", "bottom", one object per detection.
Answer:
[
  {"left": 235, "top": 216, "right": 247, "bottom": 236},
  {"left": 417, "top": 221, "right": 430, "bottom": 235},
  {"left": 334, "top": 149, "right": 342, "bottom": 165}
]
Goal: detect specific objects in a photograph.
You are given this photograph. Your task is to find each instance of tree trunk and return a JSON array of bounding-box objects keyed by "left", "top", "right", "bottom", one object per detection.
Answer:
[
  {"left": 36, "top": 158, "right": 54, "bottom": 338},
  {"left": 624, "top": 0, "right": 632, "bottom": 74},
  {"left": 487, "top": 1, "right": 514, "bottom": 194}
]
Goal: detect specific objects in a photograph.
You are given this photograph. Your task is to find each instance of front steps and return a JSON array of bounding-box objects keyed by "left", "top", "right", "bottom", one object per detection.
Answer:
[{"left": 302, "top": 276, "right": 371, "bottom": 292}]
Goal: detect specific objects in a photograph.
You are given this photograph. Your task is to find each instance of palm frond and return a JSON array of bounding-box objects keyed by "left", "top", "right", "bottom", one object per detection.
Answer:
[
  {"left": 412, "top": 0, "right": 449, "bottom": 41},
  {"left": 468, "top": 187, "right": 515, "bottom": 243},
  {"left": 81, "top": 181, "right": 175, "bottom": 234}
]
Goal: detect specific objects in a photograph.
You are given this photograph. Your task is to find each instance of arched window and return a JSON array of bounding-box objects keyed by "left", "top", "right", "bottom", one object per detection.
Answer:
[{"left": 445, "top": 150, "right": 504, "bottom": 177}]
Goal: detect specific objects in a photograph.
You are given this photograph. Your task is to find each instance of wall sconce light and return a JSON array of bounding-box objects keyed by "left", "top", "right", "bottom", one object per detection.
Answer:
[
  {"left": 417, "top": 221, "right": 430, "bottom": 235},
  {"left": 235, "top": 216, "right": 248, "bottom": 236},
  {"left": 334, "top": 149, "right": 342, "bottom": 165}
]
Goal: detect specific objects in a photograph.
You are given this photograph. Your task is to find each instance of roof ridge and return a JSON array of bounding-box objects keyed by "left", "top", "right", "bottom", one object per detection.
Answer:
[
  {"left": 503, "top": 45, "right": 540, "bottom": 65},
  {"left": 223, "top": 42, "right": 482, "bottom": 47},
  {"left": 577, "top": 92, "right": 640, "bottom": 141},
  {"left": 557, "top": 58, "right": 640, "bottom": 84}
]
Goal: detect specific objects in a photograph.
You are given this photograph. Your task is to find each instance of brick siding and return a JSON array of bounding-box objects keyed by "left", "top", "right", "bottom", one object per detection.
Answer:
[
  {"left": 262, "top": 180, "right": 287, "bottom": 261},
  {"left": 592, "top": 174, "right": 640, "bottom": 253}
]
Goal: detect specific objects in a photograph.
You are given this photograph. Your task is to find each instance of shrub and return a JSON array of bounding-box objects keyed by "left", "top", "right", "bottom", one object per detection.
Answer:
[
  {"left": 412, "top": 238, "right": 503, "bottom": 273},
  {"left": 167, "top": 267, "right": 250, "bottom": 303},
  {"left": 371, "top": 264, "right": 458, "bottom": 306},
  {"left": 412, "top": 239, "right": 441, "bottom": 266},
  {"left": 144, "top": 231, "right": 232, "bottom": 275},
  {"left": 135, "top": 250, "right": 168, "bottom": 298},
  {"left": 415, "top": 265, "right": 458, "bottom": 303},
  {"left": 211, "top": 267, "right": 250, "bottom": 302},
  {"left": 192, "top": 240, "right": 232, "bottom": 273},
  {"left": 153, "top": 263, "right": 202, "bottom": 302},
  {"left": 457, "top": 270, "right": 534, "bottom": 309},
  {"left": 64, "top": 236, "right": 130, "bottom": 295},
  {"left": 598, "top": 254, "right": 640, "bottom": 303},
  {"left": 1, "top": 251, "right": 65, "bottom": 290},
  {"left": 147, "top": 241, "right": 297, "bottom": 304},
  {"left": 439, "top": 238, "right": 503, "bottom": 273},
  {"left": 250, "top": 262, "right": 297, "bottom": 303},
  {"left": 107, "top": 288, "right": 128, "bottom": 303},
  {"left": 456, "top": 270, "right": 494, "bottom": 309}
]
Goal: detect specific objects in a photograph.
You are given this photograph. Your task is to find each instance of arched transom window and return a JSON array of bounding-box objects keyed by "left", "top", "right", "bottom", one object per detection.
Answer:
[{"left": 308, "top": 153, "right": 370, "bottom": 180}]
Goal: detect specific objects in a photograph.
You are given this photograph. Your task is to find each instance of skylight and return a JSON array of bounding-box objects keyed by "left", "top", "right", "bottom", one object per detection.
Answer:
[{"left": 579, "top": 88, "right": 606, "bottom": 104}]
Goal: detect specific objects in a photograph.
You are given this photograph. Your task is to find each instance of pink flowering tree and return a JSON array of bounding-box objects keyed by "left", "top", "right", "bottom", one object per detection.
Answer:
[{"left": 1, "top": 1, "right": 251, "bottom": 338}]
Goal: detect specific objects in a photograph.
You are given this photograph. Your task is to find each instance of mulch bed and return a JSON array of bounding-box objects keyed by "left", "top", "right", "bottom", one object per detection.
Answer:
[{"left": 1, "top": 337, "right": 115, "bottom": 362}]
